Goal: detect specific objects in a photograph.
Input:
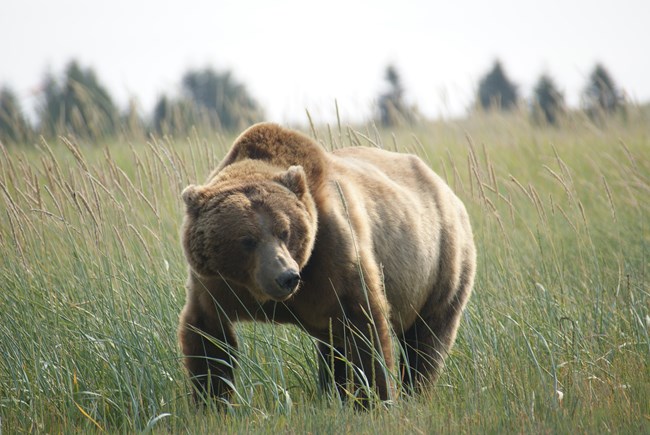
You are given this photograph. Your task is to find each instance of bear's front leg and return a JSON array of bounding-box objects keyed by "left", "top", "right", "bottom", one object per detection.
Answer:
[
  {"left": 317, "top": 341, "right": 349, "bottom": 398},
  {"left": 178, "top": 299, "right": 237, "bottom": 405}
]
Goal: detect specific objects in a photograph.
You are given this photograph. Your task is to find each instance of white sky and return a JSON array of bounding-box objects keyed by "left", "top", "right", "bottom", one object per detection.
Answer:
[{"left": 1, "top": 0, "right": 649, "bottom": 124}]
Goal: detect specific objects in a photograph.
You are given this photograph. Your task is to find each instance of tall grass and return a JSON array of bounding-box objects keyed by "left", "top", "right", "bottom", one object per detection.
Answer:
[{"left": 0, "top": 109, "right": 648, "bottom": 433}]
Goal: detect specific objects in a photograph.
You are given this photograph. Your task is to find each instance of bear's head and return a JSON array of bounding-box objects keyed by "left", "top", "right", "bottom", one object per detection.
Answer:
[{"left": 181, "top": 162, "right": 318, "bottom": 302}]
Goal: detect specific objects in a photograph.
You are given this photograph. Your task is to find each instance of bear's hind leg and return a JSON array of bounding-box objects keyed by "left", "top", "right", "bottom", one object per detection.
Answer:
[
  {"left": 399, "top": 260, "right": 474, "bottom": 394},
  {"left": 399, "top": 305, "right": 461, "bottom": 393}
]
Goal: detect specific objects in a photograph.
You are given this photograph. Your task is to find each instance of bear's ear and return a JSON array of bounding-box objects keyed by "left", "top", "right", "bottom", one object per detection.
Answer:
[
  {"left": 276, "top": 165, "right": 307, "bottom": 197},
  {"left": 181, "top": 184, "right": 204, "bottom": 213}
]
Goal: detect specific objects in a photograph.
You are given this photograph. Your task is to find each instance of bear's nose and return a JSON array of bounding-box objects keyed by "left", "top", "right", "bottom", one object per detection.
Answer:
[{"left": 275, "top": 270, "right": 300, "bottom": 293}]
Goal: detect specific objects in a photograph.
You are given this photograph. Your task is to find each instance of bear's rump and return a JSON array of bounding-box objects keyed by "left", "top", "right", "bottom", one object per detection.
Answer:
[{"left": 331, "top": 151, "right": 446, "bottom": 333}]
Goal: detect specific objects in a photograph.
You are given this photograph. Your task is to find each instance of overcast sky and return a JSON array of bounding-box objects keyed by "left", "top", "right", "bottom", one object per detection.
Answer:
[{"left": 1, "top": 0, "right": 649, "bottom": 124}]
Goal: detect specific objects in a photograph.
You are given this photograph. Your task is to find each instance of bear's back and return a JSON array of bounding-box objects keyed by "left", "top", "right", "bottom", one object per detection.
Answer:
[{"left": 208, "top": 123, "right": 329, "bottom": 193}]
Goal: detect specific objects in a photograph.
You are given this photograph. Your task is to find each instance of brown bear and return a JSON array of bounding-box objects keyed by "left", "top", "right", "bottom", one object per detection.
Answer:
[{"left": 178, "top": 123, "right": 476, "bottom": 405}]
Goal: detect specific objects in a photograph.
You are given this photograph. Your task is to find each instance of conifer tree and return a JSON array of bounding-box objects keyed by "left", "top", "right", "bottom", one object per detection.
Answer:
[{"left": 477, "top": 60, "right": 518, "bottom": 111}]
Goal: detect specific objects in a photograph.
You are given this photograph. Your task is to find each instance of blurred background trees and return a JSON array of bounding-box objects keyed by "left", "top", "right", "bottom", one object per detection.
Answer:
[
  {"left": 476, "top": 60, "right": 518, "bottom": 111},
  {"left": 153, "top": 67, "right": 263, "bottom": 136},
  {"left": 582, "top": 63, "right": 624, "bottom": 120},
  {"left": 38, "top": 61, "right": 119, "bottom": 141},
  {"left": 1, "top": 60, "right": 264, "bottom": 144},
  {"left": 0, "top": 87, "right": 34, "bottom": 145},
  {"left": 182, "top": 68, "right": 263, "bottom": 131},
  {"left": 377, "top": 64, "right": 417, "bottom": 127},
  {"left": 121, "top": 98, "right": 146, "bottom": 139},
  {"left": 0, "top": 58, "right": 636, "bottom": 146},
  {"left": 152, "top": 95, "right": 200, "bottom": 137},
  {"left": 531, "top": 74, "right": 565, "bottom": 125}
]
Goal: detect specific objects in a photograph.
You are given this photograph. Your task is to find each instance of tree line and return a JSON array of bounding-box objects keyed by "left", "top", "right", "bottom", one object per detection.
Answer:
[
  {"left": 380, "top": 60, "right": 627, "bottom": 127},
  {"left": 0, "top": 61, "right": 263, "bottom": 145},
  {"left": 473, "top": 60, "right": 625, "bottom": 125},
  {"left": 0, "top": 59, "right": 629, "bottom": 145}
]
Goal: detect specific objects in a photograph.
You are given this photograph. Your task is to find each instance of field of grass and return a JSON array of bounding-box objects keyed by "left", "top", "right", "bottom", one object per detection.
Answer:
[{"left": 0, "top": 110, "right": 648, "bottom": 433}]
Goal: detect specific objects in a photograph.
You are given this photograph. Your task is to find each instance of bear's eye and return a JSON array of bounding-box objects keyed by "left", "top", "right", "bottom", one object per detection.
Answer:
[
  {"left": 240, "top": 236, "right": 258, "bottom": 251},
  {"left": 279, "top": 229, "right": 290, "bottom": 242}
]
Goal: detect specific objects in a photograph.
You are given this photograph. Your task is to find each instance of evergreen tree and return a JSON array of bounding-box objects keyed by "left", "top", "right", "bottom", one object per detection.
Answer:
[
  {"left": 583, "top": 63, "right": 623, "bottom": 118},
  {"left": 0, "top": 87, "right": 33, "bottom": 145},
  {"left": 377, "top": 64, "right": 414, "bottom": 127},
  {"left": 38, "top": 60, "right": 119, "bottom": 140},
  {"left": 181, "top": 67, "right": 263, "bottom": 131},
  {"left": 152, "top": 95, "right": 171, "bottom": 135},
  {"left": 477, "top": 60, "right": 518, "bottom": 111},
  {"left": 152, "top": 94, "right": 200, "bottom": 136},
  {"left": 532, "top": 74, "right": 565, "bottom": 125},
  {"left": 39, "top": 73, "right": 64, "bottom": 136}
]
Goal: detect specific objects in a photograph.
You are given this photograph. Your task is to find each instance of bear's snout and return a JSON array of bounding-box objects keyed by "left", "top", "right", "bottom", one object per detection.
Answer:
[
  {"left": 254, "top": 240, "right": 301, "bottom": 301},
  {"left": 275, "top": 269, "right": 300, "bottom": 294}
]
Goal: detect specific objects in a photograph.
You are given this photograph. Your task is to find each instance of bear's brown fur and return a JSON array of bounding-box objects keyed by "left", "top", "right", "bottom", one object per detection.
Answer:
[{"left": 178, "top": 123, "right": 476, "bottom": 404}]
